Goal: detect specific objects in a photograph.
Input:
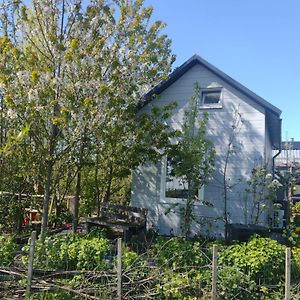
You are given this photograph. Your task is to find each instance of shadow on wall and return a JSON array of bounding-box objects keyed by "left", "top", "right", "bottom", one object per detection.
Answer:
[
  {"left": 200, "top": 99, "right": 271, "bottom": 237},
  {"left": 131, "top": 161, "right": 161, "bottom": 230},
  {"left": 132, "top": 91, "right": 273, "bottom": 238}
]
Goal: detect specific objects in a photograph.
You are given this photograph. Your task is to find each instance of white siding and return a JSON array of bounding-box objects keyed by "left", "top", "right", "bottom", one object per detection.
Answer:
[{"left": 132, "top": 64, "right": 271, "bottom": 237}]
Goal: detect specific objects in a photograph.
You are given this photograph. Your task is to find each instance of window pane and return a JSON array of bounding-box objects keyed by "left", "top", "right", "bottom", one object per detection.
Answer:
[
  {"left": 203, "top": 91, "right": 220, "bottom": 104},
  {"left": 165, "top": 158, "right": 189, "bottom": 198}
]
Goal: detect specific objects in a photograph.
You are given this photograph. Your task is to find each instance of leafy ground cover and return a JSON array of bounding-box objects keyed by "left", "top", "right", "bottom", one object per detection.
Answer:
[{"left": 1, "top": 233, "right": 300, "bottom": 299}]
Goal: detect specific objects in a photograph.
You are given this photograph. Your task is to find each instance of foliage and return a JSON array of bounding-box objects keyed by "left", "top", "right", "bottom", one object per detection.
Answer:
[
  {"left": 48, "top": 204, "right": 73, "bottom": 228},
  {"left": 283, "top": 202, "right": 300, "bottom": 246},
  {"left": 0, "top": 235, "right": 17, "bottom": 266},
  {"left": 244, "top": 165, "right": 280, "bottom": 224},
  {"left": 29, "top": 291, "right": 75, "bottom": 300},
  {"left": 292, "top": 202, "right": 300, "bottom": 212},
  {"left": 283, "top": 222, "right": 300, "bottom": 247},
  {"left": 167, "top": 83, "right": 215, "bottom": 237},
  {"left": 0, "top": 0, "right": 176, "bottom": 235},
  {"left": 217, "top": 266, "right": 260, "bottom": 300},
  {"left": 157, "top": 269, "right": 210, "bottom": 300},
  {"left": 219, "top": 236, "right": 285, "bottom": 284},
  {"left": 153, "top": 237, "right": 211, "bottom": 299},
  {"left": 154, "top": 237, "right": 206, "bottom": 268},
  {"left": 5, "top": 234, "right": 300, "bottom": 299},
  {"left": 23, "top": 233, "right": 110, "bottom": 271}
]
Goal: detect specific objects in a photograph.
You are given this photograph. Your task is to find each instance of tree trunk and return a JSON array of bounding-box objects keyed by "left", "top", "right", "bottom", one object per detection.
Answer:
[
  {"left": 40, "top": 113, "right": 59, "bottom": 241},
  {"left": 94, "top": 155, "right": 101, "bottom": 217},
  {"left": 102, "top": 164, "right": 113, "bottom": 203},
  {"left": 72, "top": 169, "right": 81, "bottom": 233},
  {"left": 223, "top": 150, "right": 230, "bottom": 241},
  {"left": 16, "top": 191, "right": 23, "bottom": 233},
  {"left": 40, "top": 159, "right": 53, "bottom": 241},
  {"left": 183, "top": 179, "right": 193, "bottom": 239}
]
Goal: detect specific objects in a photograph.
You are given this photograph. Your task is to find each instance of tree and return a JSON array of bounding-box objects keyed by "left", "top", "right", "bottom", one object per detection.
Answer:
[
  {"left": 218, "top": 106, "right": 243, "bottom": 240},
  {"left": 244, "top": 165, "right": 280, "bottom": 225},
  {"left": 168, "top": 83, "right": 215, "bottom": 238},
  {"left": 0, "top": 0, "right": 175, "bottom": 238}
]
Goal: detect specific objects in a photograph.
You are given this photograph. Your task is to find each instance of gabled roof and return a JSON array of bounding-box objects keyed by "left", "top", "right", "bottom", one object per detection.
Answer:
[
  {"left": 145, "top": 54, "right": 281, "bottom": 116},
  {"left": 143, "top": 54, "right": 282, "bottom": 149}
]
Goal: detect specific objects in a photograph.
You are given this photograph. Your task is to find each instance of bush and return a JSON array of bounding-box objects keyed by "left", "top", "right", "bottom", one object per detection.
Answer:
[
  {"left": 23, "top": 233, "right": 110, "bottom": 271},
  {"left": 0, "top": 235, "right": 17, "bottom": 266},
  {"left": 153, "top": 237, "right": 211, "bottom": 299},
  {"left": 217, "top": 266, "right": 260, "bottom": 300},
  {"left": 219, "top": 236, "right": 285, "bottom": 285},
  {"left": 154, "top": 237, "right": 207, "bottom": 269}
]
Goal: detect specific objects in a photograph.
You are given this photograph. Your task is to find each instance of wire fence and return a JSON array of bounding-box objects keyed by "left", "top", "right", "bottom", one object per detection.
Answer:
[{"left": 1, "top": 232, "right": 300, "bottom": 299}]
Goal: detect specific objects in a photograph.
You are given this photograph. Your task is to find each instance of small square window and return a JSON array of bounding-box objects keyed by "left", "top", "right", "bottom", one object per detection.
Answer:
[{"left": 201, "top": 89, "right": 222, "bottom": 108}]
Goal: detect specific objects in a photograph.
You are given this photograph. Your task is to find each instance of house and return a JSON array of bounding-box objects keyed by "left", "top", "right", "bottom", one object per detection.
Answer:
[
  {"left": 131, "top": 55, "right": 282, "bottom": 238},
  {"left": 274, "top": 140, "right": 300, "bottom": 201},
  {"left": 275, "top": 140, "right": 300, "bottom": 175}
]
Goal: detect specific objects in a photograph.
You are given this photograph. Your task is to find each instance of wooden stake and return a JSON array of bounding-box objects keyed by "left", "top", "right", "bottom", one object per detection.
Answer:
[
  {"left": 285, "top": 247, "right": 291, "bottom": 300},
  {"left": 117, "top": 238, "right": 122, "bottom": 300},
  {"left": 26, "top": 230, "right": 37, "bottom": 298},
  {"left": 211, "top": 244, "right": 218, "bottom": 300}
]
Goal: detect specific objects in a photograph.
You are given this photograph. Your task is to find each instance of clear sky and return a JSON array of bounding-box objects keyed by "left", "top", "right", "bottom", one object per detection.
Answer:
[{"left": 145, "top": 0, "right": 300, "bottom": 141}]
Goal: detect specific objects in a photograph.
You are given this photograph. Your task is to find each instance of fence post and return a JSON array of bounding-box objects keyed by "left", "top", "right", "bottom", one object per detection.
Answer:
[
  {"left": 211, "top": 244, "right": 218, "bottom": 300},
  {"left": 117, "top": 237, "right": 122, "bottom": 300},
  {"left": 285, "top": 247, "right": 291, "bottom": 300},
  {"left": 26, "top": 230, "right": 37, "bottom": 298}
]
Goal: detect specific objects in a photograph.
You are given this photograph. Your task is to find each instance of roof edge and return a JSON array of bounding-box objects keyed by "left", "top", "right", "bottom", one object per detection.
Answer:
[{"left": 144, "top": 54, "right": 282, "bottom": 117}]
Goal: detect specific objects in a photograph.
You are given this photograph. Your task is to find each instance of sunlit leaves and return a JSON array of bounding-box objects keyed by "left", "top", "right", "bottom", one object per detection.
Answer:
[{"left": 0, "top": 0, "right": 175, "bottom": 229}]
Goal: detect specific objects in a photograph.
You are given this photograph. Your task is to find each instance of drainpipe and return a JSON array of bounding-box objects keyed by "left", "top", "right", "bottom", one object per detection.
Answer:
[
  {"left": 272, "top": 146, "right": 282, "bottom": 178},
  {"left": 272, "top": 118, "right": 282, "bottom": 178}
]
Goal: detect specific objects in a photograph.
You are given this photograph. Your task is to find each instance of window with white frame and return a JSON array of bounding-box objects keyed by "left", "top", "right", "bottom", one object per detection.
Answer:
[
  {"left": 165, "top": 158, "right": 189, "bottom": 199},
  {"left": 200, "top": 88, "right": 222, "bottom": 108},
  {"left": 162, "top": 157, "right": 204, "bottom": 202}
]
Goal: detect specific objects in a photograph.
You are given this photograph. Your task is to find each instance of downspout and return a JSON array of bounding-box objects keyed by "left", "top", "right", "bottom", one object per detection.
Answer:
[
  {"left": 272, "top": 118, "right": 282, "bottom": 178},
  {"left": 272, "top": 146, "right": 281, "bottom": 178}
]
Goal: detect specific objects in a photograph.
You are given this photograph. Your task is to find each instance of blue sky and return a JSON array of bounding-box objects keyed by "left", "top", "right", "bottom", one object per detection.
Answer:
[{"left": 145, "top": 0, "right": 300, "bottom": 141}]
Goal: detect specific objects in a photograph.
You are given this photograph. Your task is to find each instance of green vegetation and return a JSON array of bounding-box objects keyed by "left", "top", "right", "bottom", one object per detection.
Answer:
[
  {"left": 0, "top": 235, "right": 17, "bottom": 266},
  {"left": 0, "top": 0, "right": 296, "bottom": 299},
  {"left": 1, "top": 234, "right": 300, "bottom": 299},
  {"left": 167, "top": 83, "right": 215, "bottom": 238},
  {"left": 22, "top": 233, "right": 110, "bottom": 271},
  {"left": 0, "top": 0, "right": 176, "bottom": 236}
]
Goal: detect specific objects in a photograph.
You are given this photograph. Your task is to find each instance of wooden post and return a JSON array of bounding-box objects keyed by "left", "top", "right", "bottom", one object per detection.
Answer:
[
  {"left": 211, "top": 244, "right": 218, "bottom": 300},
  {"left": 117, "top": 238, "right": 122, "bottom": 300},
  {"left": 26, "top": 230, "right": 37, "bottom": 298},
  {"left": 285, "top": 247, "right": 291, "bottom": 300}
]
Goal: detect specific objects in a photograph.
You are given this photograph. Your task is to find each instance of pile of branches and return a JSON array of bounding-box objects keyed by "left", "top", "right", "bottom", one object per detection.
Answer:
[{"left": 0, "top": 254, "right": 211, "bottom": 299}]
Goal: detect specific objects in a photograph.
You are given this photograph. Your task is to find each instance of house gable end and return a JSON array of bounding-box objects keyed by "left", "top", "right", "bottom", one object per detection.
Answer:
[{"left": 143, "top": 54, "right": 281, "bottom": 149}]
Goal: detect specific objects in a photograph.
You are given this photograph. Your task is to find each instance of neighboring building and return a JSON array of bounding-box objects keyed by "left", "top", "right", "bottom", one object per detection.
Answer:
[
  {"left": 274, "top": 140, "right": 300, "bottom": 202},
  {"left": 275, "top": 140, "right": 300, "bottom": 175},
  {"left": 131, "top": 55, "right": 282, "bottom": 238}
]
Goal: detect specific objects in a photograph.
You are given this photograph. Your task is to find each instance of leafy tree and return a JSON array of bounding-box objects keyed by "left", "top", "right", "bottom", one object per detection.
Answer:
[
  {"left": 0, "top": 0, "right": 175, "bottom": 237},
  {"left": 168, "top": 83, "right": 215, "bottom": 238},
  {"left": 244, "top": 165, "right": 279, "bottom": 225}
]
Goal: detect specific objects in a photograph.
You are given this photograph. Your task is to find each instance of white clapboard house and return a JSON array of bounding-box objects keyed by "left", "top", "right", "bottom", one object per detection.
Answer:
[{"left": 131, "top": 55, "right": 282, "bottom": 237}]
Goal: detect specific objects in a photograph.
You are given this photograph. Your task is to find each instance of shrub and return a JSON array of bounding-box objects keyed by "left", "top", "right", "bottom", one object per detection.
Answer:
[
  {"left": 23, "top": 233, "right": 110, "bottom": 271},
  {"left": 0, "top": 235, "right": 17, "bottom": 266},
  {"left": 217, "top": 266, "right": 260, "bottom": 300},
  {"left": 154, "top": 237, "right": 207, "bottom": 269},
  {"left": 219, "top": 236, "right": 285, "bottom": 285},
  {"left": 153, "top": 237, "right": 211, "bottom": 299}
]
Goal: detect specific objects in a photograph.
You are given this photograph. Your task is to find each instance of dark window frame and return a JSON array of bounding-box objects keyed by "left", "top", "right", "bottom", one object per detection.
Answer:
[{"left": 200, "top": 88, "right": 223, "bottom": 109}]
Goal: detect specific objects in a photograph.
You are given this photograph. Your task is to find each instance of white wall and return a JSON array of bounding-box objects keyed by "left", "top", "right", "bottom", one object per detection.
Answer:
[{"left": 132, "top": 63, "right": 271, "bottom": 237}]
